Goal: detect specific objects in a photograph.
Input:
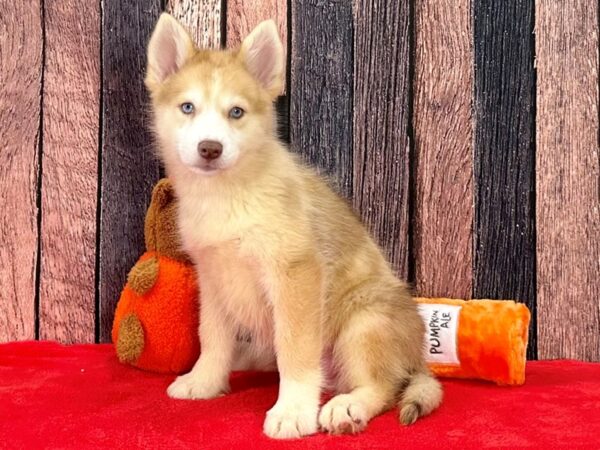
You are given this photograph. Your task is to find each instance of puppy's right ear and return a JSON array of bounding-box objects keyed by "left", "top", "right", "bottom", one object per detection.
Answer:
[{"left": 145, "top": 13, "right": 195, "bottom": 91}]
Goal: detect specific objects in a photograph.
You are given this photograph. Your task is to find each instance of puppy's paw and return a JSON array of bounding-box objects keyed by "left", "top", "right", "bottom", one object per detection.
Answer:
[
  {"left": 263, "top": 400, "right": 319, "bottom": 439},
  {"left": 167, "top": 372, "right": 228, "bottom": 400},
  {"left": 318, "top": 394, "right": 368, "bottom": 435}
]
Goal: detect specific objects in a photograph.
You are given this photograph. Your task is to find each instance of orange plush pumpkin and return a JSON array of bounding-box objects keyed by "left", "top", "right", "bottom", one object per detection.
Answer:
[
  {"left": 416, "top": 298, "right": 531, "bottom": 385},
  {"left": 112, "top": 179, "right": 200, "bottom": 374}
]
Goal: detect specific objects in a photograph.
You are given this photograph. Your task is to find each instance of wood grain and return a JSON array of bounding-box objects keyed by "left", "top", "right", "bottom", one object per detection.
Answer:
[
  {"left": 38, "top": 0, "right": 99, "bottom": 343},
  {"left": 473, "top": 0, "right": 537, "bottom": 358},
  {"left": 0, "top": 1, "right": 43, "bottom": 341},
  {"left": 290, "top": 0, "right": 354, "bottom": 198},
  {"left": 166, "top": 0, "right": 222, "bottom": 49},
  {"left": 226, "top": 0, "right": 287, "bottom": 91},
  {"left": 535, "top": 0, "right": 600, "bottom": 360},
  {"left": 352, "top": 0, "right": 410, "bottom": 278},
  {"left": 413, "top": 0, "right": 473, "bottom": 298},
  {"left": 99, "top": 0, "right": 162, "bottom": 342}
]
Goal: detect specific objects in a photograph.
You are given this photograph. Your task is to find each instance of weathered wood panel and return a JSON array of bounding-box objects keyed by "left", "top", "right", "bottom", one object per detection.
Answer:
[
  {"left": 352, "top": 0, "right": 410, "bottom": 278},
  {"left": 226, "top": 0, "right": 287, "bottom": 91},
  {"left": 166, "top": 0, "right": 222, "bottom": 49},
  {"left": 290, "top": 1, "right": 353, "bottom": 198},
  {"left": 473, "top": 0, "right": 537, "bottom": 358},
  {"left": 535, "top": 0, "right": 600, "bottom": 360},
  {"left": 0, "top": 2, "right": 43, "bottom": 341},
  {"left": 99, "top": 0, "right": 162, "bottom": 342},
  {"left": 413, "top": 0, "right": 474, "bottom": 298},
  {"left": 39, "top": 0, "right": 100, "bottom": 343}
]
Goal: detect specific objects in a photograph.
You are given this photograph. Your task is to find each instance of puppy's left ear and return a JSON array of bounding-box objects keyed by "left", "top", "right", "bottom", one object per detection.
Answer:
[{"left": 239, "top": 20, "right": 284, "bottom": 98}]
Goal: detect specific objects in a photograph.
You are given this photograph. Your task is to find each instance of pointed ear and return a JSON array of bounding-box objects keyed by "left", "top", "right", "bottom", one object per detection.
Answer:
[
  {"left": 239, "top": 20, "right": 284, "bottom": 97},
  {"left": 145, "top": 13, "right": 195, "bottom": 90}
]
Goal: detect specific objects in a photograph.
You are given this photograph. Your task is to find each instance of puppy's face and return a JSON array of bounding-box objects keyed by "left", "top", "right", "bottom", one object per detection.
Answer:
[{"left": 145, "top": 14, "right": 284, "bottom": 176}]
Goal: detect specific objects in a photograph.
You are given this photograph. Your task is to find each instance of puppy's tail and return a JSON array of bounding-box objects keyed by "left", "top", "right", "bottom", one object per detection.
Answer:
[{"left": 399, "top": 371, "right": 443, "bottom": 425}]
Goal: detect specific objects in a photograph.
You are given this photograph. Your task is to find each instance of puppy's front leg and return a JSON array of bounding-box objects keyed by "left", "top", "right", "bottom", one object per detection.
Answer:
[
  {"left": 263, "top": 257, "right": 323, "bottom": 439},
  {"left": 168, "top": 281, "right": 235, "bottom": 399}
]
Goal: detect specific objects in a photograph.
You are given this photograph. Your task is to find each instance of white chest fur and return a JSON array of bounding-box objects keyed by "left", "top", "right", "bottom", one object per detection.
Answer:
[{"left": 177, "top": 189, "right": 276, "bottom": 343}]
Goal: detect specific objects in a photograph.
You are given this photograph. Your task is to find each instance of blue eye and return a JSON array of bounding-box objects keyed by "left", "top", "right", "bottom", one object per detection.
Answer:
[
  {"left": 181, "top": 102, "right": 194, "bottom": 114},
  {"left": 229, "top": 107, "right": 244, "bottom": 119}
]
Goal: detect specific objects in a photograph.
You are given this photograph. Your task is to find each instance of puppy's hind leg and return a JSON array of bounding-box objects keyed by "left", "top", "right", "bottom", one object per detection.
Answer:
[
  {"left": 318, "top": 307, "right": 397, "bottom": 435},
  {"left": 319, "top": 280, "right": 441, "bottom": 434}
]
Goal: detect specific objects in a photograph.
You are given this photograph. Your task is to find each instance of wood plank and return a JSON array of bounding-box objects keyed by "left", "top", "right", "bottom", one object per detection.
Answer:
[
  {"left": 39, "top": 0, "right": 100, "bottom": 343},
  {"left": 290, "top": 0, "right": 353, "bottom": 198},
  {"left": 472, "top": 0, "right": 537, "bottom": 358},
  {"left": 226, "top": 0, "right": 287, "bottom": 92},
  {"left": 99, "top": 0, "right": 162, "bottom": 342},
  {"left": 352, "top": 0, "right": 410, "bottom": 278},
  {"left": 536, "top": 0, "right": 600, "bottom": 361},
  {"left": 0, "top": 2, "right": 43, "bottom": 341},
  {"left": 166, "top": 0, "right": 222, "bottom": 49},
  {"left": 413, "top": 0, "right": 474, "bottom": 298}
]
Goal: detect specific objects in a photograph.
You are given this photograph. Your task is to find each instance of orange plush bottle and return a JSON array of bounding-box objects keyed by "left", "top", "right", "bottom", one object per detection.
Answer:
[{"left": 416, "top": 298, "right": 531, "bottom": 385}]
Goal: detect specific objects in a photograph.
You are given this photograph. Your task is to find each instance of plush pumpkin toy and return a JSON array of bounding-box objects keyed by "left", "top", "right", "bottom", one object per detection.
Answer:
[
  {"left": 112, "top": 178, "right": 200, "bottom": 374},
  {"left": 112, "top": 180, "right": 531, "bottom": 385}
]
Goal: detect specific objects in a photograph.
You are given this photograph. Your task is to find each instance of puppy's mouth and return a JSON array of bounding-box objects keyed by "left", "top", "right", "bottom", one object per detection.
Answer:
[{"left": 189, "top": 161, "right": 222, "bottom": 176}]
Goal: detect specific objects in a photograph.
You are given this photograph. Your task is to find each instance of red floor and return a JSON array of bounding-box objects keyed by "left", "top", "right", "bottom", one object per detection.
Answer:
[{"left": 1, "top": 341, "right": 599, "bottom": 449}]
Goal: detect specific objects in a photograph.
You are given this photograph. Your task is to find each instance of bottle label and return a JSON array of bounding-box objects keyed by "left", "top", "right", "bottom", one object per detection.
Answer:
[{"left": 417, "top": 303, "right": 461, "bottom": 365}]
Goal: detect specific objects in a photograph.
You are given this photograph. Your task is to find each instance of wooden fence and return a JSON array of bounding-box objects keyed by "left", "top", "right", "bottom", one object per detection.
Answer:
[{"left": 0, "top": 0, "right": 598, "bottom": 361}]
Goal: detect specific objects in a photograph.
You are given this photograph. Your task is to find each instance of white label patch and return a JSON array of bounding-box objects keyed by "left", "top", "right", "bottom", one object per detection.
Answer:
[{"left": 417, "top": 304, "right": 462, "bottom": 365}]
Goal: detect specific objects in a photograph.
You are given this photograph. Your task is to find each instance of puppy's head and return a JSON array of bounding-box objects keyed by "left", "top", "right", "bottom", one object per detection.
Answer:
[{"left": 145, "top": 14, "right": 284, "bottom": 177}]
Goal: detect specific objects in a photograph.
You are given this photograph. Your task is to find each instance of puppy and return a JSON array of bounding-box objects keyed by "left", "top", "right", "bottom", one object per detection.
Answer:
[{"left": 144, "top": 13, "right": 442, "bottom": 439}]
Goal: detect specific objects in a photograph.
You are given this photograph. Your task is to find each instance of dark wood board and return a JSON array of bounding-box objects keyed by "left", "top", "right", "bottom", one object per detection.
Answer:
[
  {"left": 472, "top": 0, "right": 537, "bottom": 358},
  {"left": 0, "top": 1, "right": 43, "bottom": 341},
  {"left": 39, "top": 0, "right": 100, "bottom": 343},
  {"left": 289, "top": 0, "right": 354, "bottom": 198},
  {"left": 352, "top": 0, "right": 411, "bottom": 279},
  {"left": 413, "top": 0, "right": 474, "bottom": 299},
  {"left": 99, "top": 0, "right": 162, "bottom": 342},
  {"left": 275, "top": 95, "right": 289, "bottom": 143},
  {"left": 535, "top": 0, "right": 600, "bottom": 361}
]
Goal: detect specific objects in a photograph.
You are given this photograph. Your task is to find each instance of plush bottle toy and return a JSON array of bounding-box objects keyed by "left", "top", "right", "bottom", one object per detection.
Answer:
[
  {"left": 416, "top": 298, "right": 530, "bottom": 385},
  {"left": 112, "top": 179, "right": 200, "bottom": 373}
]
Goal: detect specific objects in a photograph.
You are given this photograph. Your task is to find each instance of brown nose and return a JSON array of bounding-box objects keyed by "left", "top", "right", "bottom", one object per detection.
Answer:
[{"left": 198, "top": 140, "right": 223, "bottom": 160}]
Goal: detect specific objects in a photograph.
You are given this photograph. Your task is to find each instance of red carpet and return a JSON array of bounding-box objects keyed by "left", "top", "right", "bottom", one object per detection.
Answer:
[{"left": 1, "top": 342, "right": 599, "bottom": 449}]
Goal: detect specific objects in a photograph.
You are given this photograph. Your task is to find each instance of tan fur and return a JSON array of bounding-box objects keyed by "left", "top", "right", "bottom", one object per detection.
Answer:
[{"left": 145, "top": 14, "right": 442, "bottom": 439}]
